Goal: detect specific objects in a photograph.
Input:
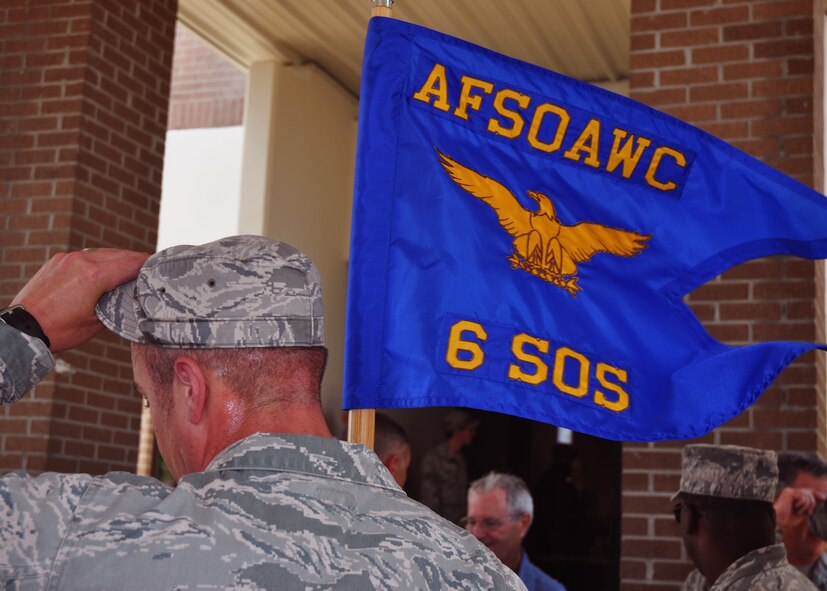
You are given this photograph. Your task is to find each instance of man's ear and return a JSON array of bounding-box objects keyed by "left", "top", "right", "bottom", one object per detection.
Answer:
[
  {"left": 516, "top": 512, "right": 532, "bottom": 540},
  {"left": 384, "top": 453, "right": 400, "bottom": 474},
  {"left": 173, "top": 356, "right": 208, "bottom": 425}
]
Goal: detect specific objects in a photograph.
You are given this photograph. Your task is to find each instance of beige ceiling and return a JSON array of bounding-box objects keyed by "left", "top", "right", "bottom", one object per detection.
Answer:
[{"left": 178, "top": 0, "right": 630, "bottom": 97}]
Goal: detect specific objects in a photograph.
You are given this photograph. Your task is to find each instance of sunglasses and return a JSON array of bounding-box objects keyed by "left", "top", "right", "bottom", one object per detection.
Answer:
[{"left": 672, "top": 503, "right": 683, "bottom": 524}]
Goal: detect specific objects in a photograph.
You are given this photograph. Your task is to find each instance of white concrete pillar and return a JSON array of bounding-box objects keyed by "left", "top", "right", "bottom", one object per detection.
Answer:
[
  {"left": 240, "top": 61, "right": 358, "bottom": 431},
  {"left": 238, "top": 61, "right": 280, "bottom": 235}
]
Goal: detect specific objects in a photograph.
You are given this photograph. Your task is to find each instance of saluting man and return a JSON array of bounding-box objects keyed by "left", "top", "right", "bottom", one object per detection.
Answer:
[{"left": 0, "top": 236, "right": 526, "bottom": 590}]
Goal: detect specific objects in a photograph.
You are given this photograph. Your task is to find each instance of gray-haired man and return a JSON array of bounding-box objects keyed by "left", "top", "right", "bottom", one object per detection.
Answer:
[
  {"left": 0, "top": 235, "right": 525, "bottom": 590},
  {"left": 464, "top": 472, "right": 566, "bottom": 591}
]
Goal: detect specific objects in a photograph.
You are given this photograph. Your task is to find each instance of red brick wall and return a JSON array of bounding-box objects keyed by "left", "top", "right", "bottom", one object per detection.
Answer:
[
  {"left": 0, "top": 0, "right": 176, "bottom": 474},
  {"left": 167, "top": 23, "right": 245, "bottom": 130},
  {"left": 623, "top": 1, "right": 821, "bottom": 588}
]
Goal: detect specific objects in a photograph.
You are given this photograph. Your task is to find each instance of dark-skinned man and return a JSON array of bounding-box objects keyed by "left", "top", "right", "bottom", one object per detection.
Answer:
[{"left": 675, "top": 444, "right": 816, "bottom": 591}]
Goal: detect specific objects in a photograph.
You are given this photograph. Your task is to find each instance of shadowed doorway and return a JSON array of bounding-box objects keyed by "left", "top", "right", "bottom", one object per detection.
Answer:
[{"left": 390, "top": 407, "right": 621, "bottom": 591}]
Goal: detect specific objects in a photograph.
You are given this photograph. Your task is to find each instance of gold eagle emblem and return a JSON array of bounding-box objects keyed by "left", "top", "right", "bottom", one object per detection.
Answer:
[{"left": 437, "top": 150, "right": 651, "bottom": 296}]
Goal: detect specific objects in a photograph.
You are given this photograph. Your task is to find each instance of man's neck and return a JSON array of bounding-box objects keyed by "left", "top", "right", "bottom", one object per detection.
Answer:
[
  {"left": 786, "top": 548, "right": 821, "bottom": 569},
  {"left": 782, "top": 529, "right": 824, "bottom": 568},
  {"left": 201, "top": 401, "right": 333, "bottom": 469},
  {"left": 504, "top": 547, "right": 524, "bottom": 574},
  {"left": 233, "top": 405, "right": 333, "bottom": 439}
]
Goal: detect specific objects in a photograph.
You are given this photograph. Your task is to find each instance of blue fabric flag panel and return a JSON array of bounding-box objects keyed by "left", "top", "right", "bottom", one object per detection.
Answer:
[{"left": 343, "top": 17, "right": 827, "bottom": 442}]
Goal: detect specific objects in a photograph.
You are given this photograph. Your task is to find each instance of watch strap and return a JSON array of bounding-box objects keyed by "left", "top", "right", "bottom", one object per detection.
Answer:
[{"left": 0, "top": 306, "right": 51, "bottom": 349}]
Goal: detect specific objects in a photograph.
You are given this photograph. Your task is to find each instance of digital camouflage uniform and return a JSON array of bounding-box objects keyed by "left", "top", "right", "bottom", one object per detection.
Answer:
[
  {"left": 681, "top": 545, "right": 816, "bottom": 591},
  {"left": 419, "top": 442, "right": 469, "bottom": 524},
  {"left": 0, "top": 236, "right": 527, "bottom": 590},
  {"left": 676, "top": 444, "right": 817, "bottom": 591},
  {"left": 0, "top": 322, "right": 53, "bottom": 404},
  {"left": 0, "top": 433, "right": 525, "bottom": 590},
  {"left": 419, "top": 411, "right": 478, "bottom": 525}
]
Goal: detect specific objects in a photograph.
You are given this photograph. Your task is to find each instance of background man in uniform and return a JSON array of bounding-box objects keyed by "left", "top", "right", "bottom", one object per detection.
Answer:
[
  {"left": 419, "top": 409, "right": 478, "bottom": 523},
  {"left": 464, "top": 472, "right": 567, "bottom": 591},
  {"left": 0, "top": 236, "right": 525, "bottom": 590},
  {"left": 774, "top": 453, "right": 827, "bottom": 589},
  {"left": 675, "top": 444, "right": 816, "bottom": 591},
  {"left": 374, "top": 412, "right": 412, "bottom": 488}
]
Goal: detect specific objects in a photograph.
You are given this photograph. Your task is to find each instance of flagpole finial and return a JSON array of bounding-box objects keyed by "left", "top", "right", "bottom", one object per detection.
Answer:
[{"left": 371, "top": 0, "right": 393, "bottom": 17}]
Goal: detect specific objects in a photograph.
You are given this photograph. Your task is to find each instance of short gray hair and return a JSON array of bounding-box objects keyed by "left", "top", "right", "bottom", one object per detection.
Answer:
[{"left": 468, "top": 472, "right": 533, "bottom": 522}]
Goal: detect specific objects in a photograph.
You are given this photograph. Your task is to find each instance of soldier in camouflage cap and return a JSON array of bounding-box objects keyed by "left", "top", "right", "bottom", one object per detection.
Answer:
[
  {"left": 675, "top": 444, "right": 817, "bottom": 591},
  {"left": 0, "top": 236, "right": 526, "bottom": 590},
  {"left": 419, "top": 409, "right": 480, "bottom": 524}
]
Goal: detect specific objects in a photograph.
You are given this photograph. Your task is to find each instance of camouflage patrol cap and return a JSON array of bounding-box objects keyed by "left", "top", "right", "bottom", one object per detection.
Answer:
[
  {"left": 675, "top": 444, "right": 777, "bottom": 502},
  {"left": 443, "top": 410, "right": 480, "bottom": 433},
  {"left": 95, "top": 235, "right": 324, "bottom": 348}
]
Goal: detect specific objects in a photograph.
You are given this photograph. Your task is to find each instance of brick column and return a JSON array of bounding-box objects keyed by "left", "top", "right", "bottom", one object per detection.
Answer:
[
  {"left": 623, "top": 1, "right": 821, "bottom": 588},
  {"left": 0, "top": 0, "right": 176, "bottom": 474}
]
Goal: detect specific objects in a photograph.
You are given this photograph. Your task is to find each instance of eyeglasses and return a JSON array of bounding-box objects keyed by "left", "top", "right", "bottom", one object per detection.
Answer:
[
  {"left": 460, "top": 513, "right": 521, "bottom": 530},
  {"left": 672, "top": 503, "right": 683, "bottom": 524}
]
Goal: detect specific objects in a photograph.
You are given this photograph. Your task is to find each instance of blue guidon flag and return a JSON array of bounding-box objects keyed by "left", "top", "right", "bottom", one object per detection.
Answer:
[{"left": 343, "top": 17, "right": 827, "bottom": 442}]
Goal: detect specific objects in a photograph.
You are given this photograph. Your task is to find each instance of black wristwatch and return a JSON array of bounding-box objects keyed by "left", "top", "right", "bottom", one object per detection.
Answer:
[{"left": 0, "top": 305, "right": 51, "bottom": 349}]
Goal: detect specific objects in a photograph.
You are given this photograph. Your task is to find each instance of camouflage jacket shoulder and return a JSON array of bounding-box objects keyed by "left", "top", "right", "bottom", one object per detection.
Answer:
[
  {"left": 0, "top": 322, "right": 54, "bottom": 405},
  {"left": 682, "top": 568, "right": 708, "bottom": 591},
  {"left": 0, "top": 433, "right": 526, "bottom": 591},
  {"left": 709, "top": 544, "right": 817, "bottom": 591}
]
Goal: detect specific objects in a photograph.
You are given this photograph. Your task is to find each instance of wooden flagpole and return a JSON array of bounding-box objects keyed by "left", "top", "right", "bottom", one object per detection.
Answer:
[
  {"left": 135, "top": 404, "right": 154, "bottom": 476},
  {"left": 371, "top": 0, "right": 393, "bottom": 17},
  {"left": 346, "top": 0, "right": 394, "bottom": 449}
]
